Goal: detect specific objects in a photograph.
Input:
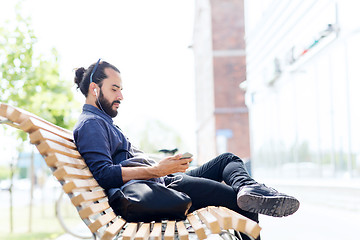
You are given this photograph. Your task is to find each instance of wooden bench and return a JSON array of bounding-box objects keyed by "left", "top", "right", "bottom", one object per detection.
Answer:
[{"left": 0, "top": 102, "right": 261, "bottom": 240}]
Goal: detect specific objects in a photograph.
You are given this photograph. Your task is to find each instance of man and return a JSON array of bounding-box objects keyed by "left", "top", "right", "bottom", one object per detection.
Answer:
[{"left": 73, "top": 60, "right": 300, "bottom": 240}]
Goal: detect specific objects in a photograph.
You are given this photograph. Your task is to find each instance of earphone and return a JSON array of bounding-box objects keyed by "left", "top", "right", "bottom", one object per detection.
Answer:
[{"left": 93, "top": 87, "right": 106, "bottom": 113}]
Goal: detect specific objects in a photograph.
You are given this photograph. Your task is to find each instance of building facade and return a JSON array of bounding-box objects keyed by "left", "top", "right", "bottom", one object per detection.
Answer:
[
  {"left": 193, "top": 0, "right": 249, "bottom": 164},
  {"left": 244, "top": 0, "right": 360, "bottom": 180}
]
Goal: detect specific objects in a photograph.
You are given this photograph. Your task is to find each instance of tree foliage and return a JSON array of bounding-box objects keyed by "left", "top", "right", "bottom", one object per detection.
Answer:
[{"left": 0, "top": 4, "right": 78, "bottom": 137}]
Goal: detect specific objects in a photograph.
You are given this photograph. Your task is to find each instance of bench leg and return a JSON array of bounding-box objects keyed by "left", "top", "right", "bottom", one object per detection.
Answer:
[
  {"left": 56, "top": 191, "right": 94, "bottom": 239},
  {"left": 219, "top": 230, "right": 240, "bottom": 240},
  {"left": 233, "top": 230, "right": 257, "bottom": 240},
  {"left": 220, "top": 229, "right": 257, "bottom": 240},
  {"left": 233, "top": 230, "right": 244, "bottom": 240}
]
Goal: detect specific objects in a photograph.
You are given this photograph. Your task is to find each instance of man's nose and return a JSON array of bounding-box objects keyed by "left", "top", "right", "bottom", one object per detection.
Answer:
[{"left": 117, "top": 91, "right": 124, "bottom": 100}]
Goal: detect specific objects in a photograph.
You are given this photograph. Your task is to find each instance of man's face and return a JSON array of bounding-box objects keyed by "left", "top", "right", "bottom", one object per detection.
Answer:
[{"left": 96, "top": 68, "right": 123, "bottom": 118}]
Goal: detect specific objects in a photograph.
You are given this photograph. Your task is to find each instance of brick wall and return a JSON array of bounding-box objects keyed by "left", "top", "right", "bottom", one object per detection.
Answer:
[{"left": 194, "top": 0, "right": 250, "bottom": 163}]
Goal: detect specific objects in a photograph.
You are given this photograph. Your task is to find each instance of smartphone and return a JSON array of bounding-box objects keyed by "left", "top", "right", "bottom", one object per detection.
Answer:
[{"left": 180, "top": 152, "right": 193, "bottom": 159}]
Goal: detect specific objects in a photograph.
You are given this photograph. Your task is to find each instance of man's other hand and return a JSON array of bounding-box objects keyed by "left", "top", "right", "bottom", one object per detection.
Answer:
[{"left": 154, "top": 154, "right": 193, "bottom": 176}]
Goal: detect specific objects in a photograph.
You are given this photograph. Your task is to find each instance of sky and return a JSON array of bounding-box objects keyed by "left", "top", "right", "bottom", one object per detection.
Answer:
[{"left": 0, "top": 0, "right": 197, "bottom": 155}]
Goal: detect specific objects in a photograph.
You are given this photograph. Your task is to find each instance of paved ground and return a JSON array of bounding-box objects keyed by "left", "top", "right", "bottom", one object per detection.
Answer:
[
  {"left": 258, "top": 181, "right": 360, "bottom": 240},
  {"left": 259, "top": 201, "right": 359, "bottom": 240}
]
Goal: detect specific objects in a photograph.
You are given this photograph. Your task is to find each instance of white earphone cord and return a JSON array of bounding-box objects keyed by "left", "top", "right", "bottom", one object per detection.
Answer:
[{"left": 95, "top": 90, "right": 106, "bottom": 113}]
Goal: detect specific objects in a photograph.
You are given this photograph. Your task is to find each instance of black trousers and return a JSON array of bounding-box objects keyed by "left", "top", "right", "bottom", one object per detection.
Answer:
[{"left": 166, "top": 152, "right": 260, "bottom": 240}]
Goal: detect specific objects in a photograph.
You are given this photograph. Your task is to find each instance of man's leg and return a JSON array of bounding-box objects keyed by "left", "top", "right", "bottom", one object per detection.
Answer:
[
  {"left": 185, "top": 152, "right": 300, "bottom": 217},
  {"left": 166, "top": 173, "right": 260, "bottom": 240},
  {"left": 185, "top": 152, "right": 256, "bottom": 192}
]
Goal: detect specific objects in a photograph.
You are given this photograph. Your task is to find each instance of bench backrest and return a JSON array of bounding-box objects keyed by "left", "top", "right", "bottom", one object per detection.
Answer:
[
  {"left": 0, "top": 102, "right": 261, "bottom": 240},
  {"left": 1, "top": 102, "right": 125, "bottom": 239}
]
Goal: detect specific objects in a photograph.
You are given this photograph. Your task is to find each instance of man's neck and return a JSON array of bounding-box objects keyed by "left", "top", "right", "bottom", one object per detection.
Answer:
[{"left": 85, "top": 98, "right": 99, "bottom": 110}]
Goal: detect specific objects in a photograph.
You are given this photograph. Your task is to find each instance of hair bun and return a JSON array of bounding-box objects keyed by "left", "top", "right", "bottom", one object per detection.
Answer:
[{"left": 74, "top": 67, "right": 86, "bottom": 89}]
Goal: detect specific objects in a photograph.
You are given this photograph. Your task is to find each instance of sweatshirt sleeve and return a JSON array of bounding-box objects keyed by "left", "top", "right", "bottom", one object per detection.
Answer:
[{"left": 74, "top": 119, "right": 124, "bottom": 189}]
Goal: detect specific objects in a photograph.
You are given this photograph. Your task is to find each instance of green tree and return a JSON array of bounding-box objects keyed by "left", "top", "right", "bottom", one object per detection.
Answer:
[
  {"left": 0, "top": 3, "right": 79, "bottom": 235},
  {"left": 0, "top": 4, "right": 78, "bottom": 133}
]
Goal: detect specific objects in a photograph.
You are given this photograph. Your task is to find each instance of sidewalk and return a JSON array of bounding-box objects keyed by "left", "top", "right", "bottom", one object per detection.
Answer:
[
  {"left": 259, "top": 180, "right": 360, "bottom": 240},
  {"left": 259, "top": 200, "right": 359, "bottom": 240}
]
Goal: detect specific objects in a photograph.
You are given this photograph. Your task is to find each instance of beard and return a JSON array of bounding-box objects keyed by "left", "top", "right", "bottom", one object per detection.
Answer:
[{"left": 96, "top": 89, "right": 120, "bottom": 118}]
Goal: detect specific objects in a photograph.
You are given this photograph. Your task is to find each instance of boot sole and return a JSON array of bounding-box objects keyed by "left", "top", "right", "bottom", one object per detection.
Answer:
[{"left": 237, "top": 194, "right": 300, "bottom": 217}]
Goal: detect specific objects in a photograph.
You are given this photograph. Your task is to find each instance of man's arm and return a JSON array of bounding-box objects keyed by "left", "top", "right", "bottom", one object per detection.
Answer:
[
  {"left": 75, "top": 118, "right": 193, "bottom": 188},
  {"left": 121, "top": 154, "right": 193, "bottom": 183},
  {"left": 74, "top": 119, "right": 126, "bottom": 189}
]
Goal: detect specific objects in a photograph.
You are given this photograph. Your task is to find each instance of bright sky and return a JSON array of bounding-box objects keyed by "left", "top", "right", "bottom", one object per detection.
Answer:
[{"left": 0, "top": 0, "right": 196, "bottom": 154}]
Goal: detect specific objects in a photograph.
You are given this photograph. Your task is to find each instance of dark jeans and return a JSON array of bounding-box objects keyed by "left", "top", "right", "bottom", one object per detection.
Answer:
[{"left": 165, "top": 152, "right": 260, "bottom": 240}]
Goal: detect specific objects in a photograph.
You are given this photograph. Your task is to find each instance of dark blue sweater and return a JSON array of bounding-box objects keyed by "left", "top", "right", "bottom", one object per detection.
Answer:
[{"left": 73, "top": 104, "right": 161, "bottom": 189}]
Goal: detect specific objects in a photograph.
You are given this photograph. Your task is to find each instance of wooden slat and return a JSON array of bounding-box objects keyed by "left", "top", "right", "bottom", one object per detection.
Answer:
[
  {"left": 71, "top": 190, "right": 106, "bottom": 206},
  {"left": 79, "top": 201, "right": 111, "bottom": 219},
  {"left": 244, "top": 220, "right": 262, "bottom": 240},
  {"left": 36, "top": 140, "right": 81, "bottom": 158},
  {"left": 0, "top": 103, "right": 7, "bottom": 118},
  {"left": 20, "top": 117, "right": 73, "bottom": 140},
  {"left": 149, "top": 222, "right": 162, "bottom": 240},
  {"left": 135, "top": 223, "right": 150, "bottom": 240},
  {"left": 186, "top": 213, "right": 206, "bottom": 240},
  {"left": 122, "top": 223, "right": 139, "bottom": 240},
  {"left": 176, "top": 221, "right": 189, "bottom": 240},
  {"left": 88, "top": 211, "right": 117, "bottom": 233},
  {"left": 219, "top": 207, "right": 247, "bottom": 233},
  {"left": 0, "top": 104, "right": 20, "bottom": 129},
  {"left": 163, "top": 221, "right": 175, "bottom": 240},
  {"left": 6, "top": 104, "right": 32, "bottom": 123},
  {"left": 54, "top": 165, "right": 92, "bottom": 181},
  {"left": 220, "top": 207, "right": 261, "bottom": 239},
  {"left": 45, "top": 153, "right": 86, "bottom": 168},
  {"left": 0, "top": 103, "right": 22, "bottom": 121},
  {"left": 101, "top": 217, "right": 127, "bottom": 240},
  {"left": 164, "top": 221, "right": 175, "bottom": 240},
  {"left": 3, "top": 103, "right": 50, "bottom": 125},
  {"left": 1, "top": 103, "right": 72, "bottom": 136},
  {"left": 63, "top": 179, "right": 99, "bottom": 193},
  {"left": 30, "top": 129, "right": 76, "bottom": 149},
  {"left": 196, "top": 208, "right": 221, "bottom": 234},
  {"left": 208, "top": 206, "right": 232, "bottom": 229}
]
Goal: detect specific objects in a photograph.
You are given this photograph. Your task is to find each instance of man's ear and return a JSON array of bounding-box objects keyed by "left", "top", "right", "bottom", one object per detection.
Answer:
[{"left": 90, "top": 83, "right": 97, "bottom": 96}]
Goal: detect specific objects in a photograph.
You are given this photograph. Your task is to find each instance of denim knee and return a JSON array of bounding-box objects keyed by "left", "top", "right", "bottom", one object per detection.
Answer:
[{"left": 218, "top": 152, "right": 244, "bottom": 164}]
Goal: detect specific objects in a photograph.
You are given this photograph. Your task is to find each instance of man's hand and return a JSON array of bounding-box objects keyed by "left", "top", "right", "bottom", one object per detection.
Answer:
[
  {"left": 152, "top": 154, "right": 193, "bottom": 177},
  {"left": 121, "top": 154, "right": 193, "bottom": 183}
]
